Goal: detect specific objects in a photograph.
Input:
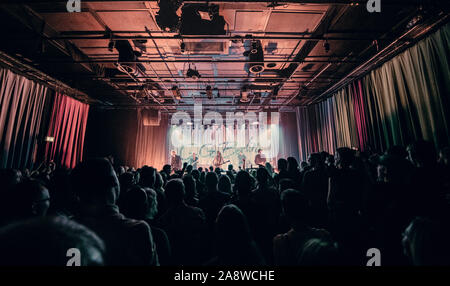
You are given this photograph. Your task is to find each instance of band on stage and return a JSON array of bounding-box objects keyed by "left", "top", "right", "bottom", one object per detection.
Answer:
[{"left": 170, "top": 149, "right": 267, "bottom": 173}]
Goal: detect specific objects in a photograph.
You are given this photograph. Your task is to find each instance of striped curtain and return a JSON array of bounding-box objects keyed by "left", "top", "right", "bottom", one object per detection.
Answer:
[{"left": 296, "top": 23, "right": 450, "bottom": 160}]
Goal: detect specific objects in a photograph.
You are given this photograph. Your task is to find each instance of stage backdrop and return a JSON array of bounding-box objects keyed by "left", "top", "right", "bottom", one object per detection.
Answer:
[{"left": 85, "top": 109, "right": 299, "bottom": 170}]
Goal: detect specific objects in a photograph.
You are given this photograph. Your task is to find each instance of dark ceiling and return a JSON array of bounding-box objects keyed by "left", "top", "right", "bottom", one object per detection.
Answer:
[{"left": 0, "top": 1, "right": 448, "bottom": 113}]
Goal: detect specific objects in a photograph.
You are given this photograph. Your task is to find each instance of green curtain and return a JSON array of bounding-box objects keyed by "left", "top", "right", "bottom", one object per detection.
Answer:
[{"left": 296, "top": 23, "right": 450, "bottom": 160}]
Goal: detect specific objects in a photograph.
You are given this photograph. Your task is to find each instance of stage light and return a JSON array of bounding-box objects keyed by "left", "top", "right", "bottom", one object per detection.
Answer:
[
  {"left": 171, "top": 85, "right": 181, "bottom": 100},
  {"left": 244, "top": 40, "right": 265, "bottom": 74},
  {"left": 240, "top": 86, "right": 251, "bottom": 103},
  {"left": 186, "top": 64, "right": 201, "bottom": 80},
  {"left": 323, "top": 40, "right": 330, "bottom": 53},
  {"left": 108, "top": 40, "right": 115, "bottom": 52},
  {"left": 180, "top": 42, "right": 186, "bottom": 54},
  {"left": 206, "top": 85, "right": 213, "bottom": 99},
  {"left": 44, "top": 136, "right": 54, "bottom": 143}
]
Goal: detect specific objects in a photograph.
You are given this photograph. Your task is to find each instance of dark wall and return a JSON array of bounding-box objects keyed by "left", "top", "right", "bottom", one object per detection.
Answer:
[{"left": 84, "top": 108, "right": 137, "bottom": 167}]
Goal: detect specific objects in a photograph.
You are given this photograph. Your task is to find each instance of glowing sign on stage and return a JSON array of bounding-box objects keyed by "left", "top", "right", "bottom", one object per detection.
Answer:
[{"left": 169, "top": 103, "right": 280, "bottom": 169}]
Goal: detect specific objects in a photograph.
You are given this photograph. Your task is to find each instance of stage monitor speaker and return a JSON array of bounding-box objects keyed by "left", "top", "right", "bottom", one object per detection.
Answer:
[{"left": 142, "top": 109, "right": 161, "bottom": 126}]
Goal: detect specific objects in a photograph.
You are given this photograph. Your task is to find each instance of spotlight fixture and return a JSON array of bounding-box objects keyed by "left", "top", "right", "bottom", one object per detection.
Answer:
[
  {"left": 206, "top": 85, "right": 213, "bottom": 99},
  {"left": 171, "top": 86, "right": 181, "bottom": 100},
  {"left": 108, "top": 40, "right": 115, "bottom": 52},
  {"left": 244, "top": 40, "right": 265, "bottom": 74},
  {"left": 272, "top": 86, "right": 279, "bottom": 101},
  {"left": 180, "top": 42, "right": 186, "bottom": 54},
  {"left": 323, "top": 40, "right": 330, "bottom": 53},
  {"left": 186, "top": 64, "right": 201, "bottom": 80},
  {"left": 240, "top": 86, "right": 251, "bottom": 103}
]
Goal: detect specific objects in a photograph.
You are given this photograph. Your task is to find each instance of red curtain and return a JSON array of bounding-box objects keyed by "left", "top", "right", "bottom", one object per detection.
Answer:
[
  {"left": 45, "top": 93, "right": 89, "bottom": 169},
  {"left": 0, "top": 68, "right": 48, "bottom": 169}
]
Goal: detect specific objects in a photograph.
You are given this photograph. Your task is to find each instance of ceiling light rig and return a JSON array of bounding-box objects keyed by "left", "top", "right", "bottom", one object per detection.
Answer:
[
  {"left": 206, "top": 85, "right": 213, "bottom": 99},
  {"left": 323, "top": 39, "right": 330, "bottom": 53},
  {"left": 171, "top": 85, "right": 181, "bottom": 100},
  {"left": 186, "top": 63, "right": 201, "bottom": 80}
]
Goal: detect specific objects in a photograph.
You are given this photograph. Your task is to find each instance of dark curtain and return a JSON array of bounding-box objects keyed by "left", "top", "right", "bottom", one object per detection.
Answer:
[
  {"left": 0, "top": 67, "right": 48, "bottom": 169},
  {"left": 44, "top": 92, "right": 89, "bottom": 169},
  {"left": 297, "top": 22, "right": 450, "bottom": 159},
  {"left": 134, "top": 110, "right": 169, "bottom": 170},
  {"left": 279, "top": 112, "right": 300, "bottom": 162},
  {"left": 84, "top": 108, "right": 169, "bottom": 170},
  {"left": 84, "top": 108, "right": 138, "bottom": 167}
]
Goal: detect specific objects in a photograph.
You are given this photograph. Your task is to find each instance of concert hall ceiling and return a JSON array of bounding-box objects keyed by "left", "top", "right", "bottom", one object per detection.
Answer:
[{"left": 0, "top": 1, "right": 448, "bottom": 113}]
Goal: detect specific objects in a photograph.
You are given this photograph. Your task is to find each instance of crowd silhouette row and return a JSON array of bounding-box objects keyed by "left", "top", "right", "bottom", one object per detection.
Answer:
[{"left": 0, "top": 140, "right": 449, "bottom": 266}]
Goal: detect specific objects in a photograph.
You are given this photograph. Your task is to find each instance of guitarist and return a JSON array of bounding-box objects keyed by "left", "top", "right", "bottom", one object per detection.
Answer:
[
  {"left": 213, "top": 151, "right": 225, "bottom": 169},
  {"left": 189, "top": 152, "right": 199, "bottom": 169}
]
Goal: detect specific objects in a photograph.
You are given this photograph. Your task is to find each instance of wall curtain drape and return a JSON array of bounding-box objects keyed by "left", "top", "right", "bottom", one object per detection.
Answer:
[
  {"left": 296, "top": 23, "right": 450, "bottom": 161},
  {"left": 45, "top": 92, "right": 89, "bottom": 169},
  {"left": 134, "top": 109, "right": 169, "bottom": 170},
  {"left": 0, "top": 67, "right": 48, "bottom": 169}
]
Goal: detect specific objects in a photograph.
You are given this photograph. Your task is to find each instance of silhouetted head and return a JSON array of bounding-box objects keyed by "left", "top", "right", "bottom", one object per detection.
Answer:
[
  {"left": 256, "top": 166, "right": 270, "bottom": 185},
  {"left": 214, "top": 168, "right": 221, "bottom": 176},
  {"left": 154, "top": 172, "right": 164, "bottom": 190},
  {"left": 8, "top": 179, "right": 50, "bottom": 220},
  {"left": 71, "top": 158, "right": 120, "bottom": 205},
  {"left": 0, "top": 169, "right": 22, "bottom": 194},
  {"left": 205, "top": 172, "right": 218, "bottom": 191},
  {"left": 281, "top": 189, "right": 309, "bottom": 228},
  {"left": 216, "top": 204, "right": 251, "bottom": 244},
  {"left": 402, "top": 217, "right": 450, "bottom": 266},
  {"left": 287, "top": 157, "right": 299, "bottom": 172},
  {"left": 407, "top": 140, "right": 437, "bottom": 168},
  {"left": 165, "top": 179, "right": 185, "bottom": 206},
  {"left": 139, "top": 166, "right": 156, "bottom": 188},
  {"left": 228, "top": 164, "right": 233, "bottom": 171},
  {"left": 0, "top": 216, "right": 105, "bottom": 266},
  {"left": 183, "top": 175, "right": 197, "bottom": 200},
  {"left": 186, "top": 165, "right": 193, "bottom": 173},
  {"left": 297, "top": 238, "right": 340, "bottom": 266},
  {"left": 120, "top": 186, "right": 149, "bottom": 220},
  {"left": 234, "top": 170, "right": 252, "bottom": 197},
  {"left": 277, "top": 158, "right": 288, "bottom": 171},
  {"left": 191, "top": 169, "right": 200, "bottom": 180},
  {"left": 387, "top": 145, "right": 408, "bottom": 160},
  {"left": 218, "top": 175, "right": 232, "bottom": 194},
  {"left": 162, "top": 164, "right": 171, "bottom": 175},
  {"left": 335, "top": 147, "right": 354, "bottom": 169},
  {"left": 308, "top": 153, "right": 322, "bottom": 169},
  {"left": 119, "top": 172, "right": 135, "bottom": 193}
]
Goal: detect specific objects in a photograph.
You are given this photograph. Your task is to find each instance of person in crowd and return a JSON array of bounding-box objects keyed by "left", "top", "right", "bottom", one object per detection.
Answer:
[
  {"left": 120, "top": 186, "right": 172, "bottom": 265},
  {"left": 47, "top": 168, "right": 78, "bottom": 218},
  {"left": 140, "top": 166, "right": 167, "bottom": 219},
  {"left": 71, "top": 158, "right": 158, "bottom": 266},
  {"left": 252, "top": 167, "right": 281, "bottom": 263},
  {"left": 0, "top": 216, "right": 105, "bottom": 266},
  {"left": 273, "top": 189, "right": 332, "bottom": 265},
  {"left": 297, "top": 238, "right": 340, "bottom": 266},
  {"left": 183, "top": 174, "right": 199, "bottom": 207},
  {"left": 302, "top": 153, "right": 329, "bottom": 228},
  {"left": 327, "top": 147, "right": 366, "bottom": 264},
  {"left": 207, "top": 205, "right": 265, "bottom": 266},
  {"left": 274, "top": 158, "right": 289, "bottom": 186},
  {"left": 218, "top": 174, "right": 232, "bottom": 195},
  {"left": 199, "top": 172, "right": 231, "bottom": 227},
  {"left": 226, "top": 164, "right": 236, "bottom": 184},
  {"left": 287, "top": 157, "right": 302, "bottom": 187},
  {"left": 158, "top": 179, "right": 207, "bottom": 265},
  {"left": 402, "top": 217, "right": 450, "bottom": 266},
  {"left": 3, "top": 179, "right": 50, "bottom": 224}
]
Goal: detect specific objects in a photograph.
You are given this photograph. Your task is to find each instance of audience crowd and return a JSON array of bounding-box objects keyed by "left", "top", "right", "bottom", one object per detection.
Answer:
[{"left": 0, "top": 140, "right": 450, "bottom": 266}]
